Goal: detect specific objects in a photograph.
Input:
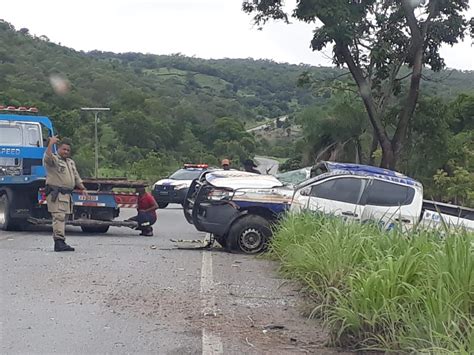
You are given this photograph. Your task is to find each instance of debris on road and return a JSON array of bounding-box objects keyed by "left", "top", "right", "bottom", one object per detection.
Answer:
[
  {"left": 264, "top": 324, "right": 286, "bottom": 330},
  {"left": 169, "top": 234, "right": 215, "bottom": 249}
]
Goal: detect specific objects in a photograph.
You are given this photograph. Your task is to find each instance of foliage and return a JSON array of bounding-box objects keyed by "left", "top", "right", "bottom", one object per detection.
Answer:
[
  {"left": 270, "top": 213, "right": 474, "bottom": 352},
  {"left": 403, "top": 94, "right": 474, "bottom": 206},
  {"left": 434, "top": 165, "right": 474, "bottom": 206},
  {"left": 0, "top": 20, "right": 318, "bottom": 179},
  {"left": 297, "top": 92, "right": 368, "bottom": 164},
  {"left": 129, "top": 151, "right": 179, "bottom": 182},
  {"left": 1, "top": 19, "right": 473, "bottom": 198},
  {"left": 293, "top": 91, "right": 474, "bottom": 206},
  {"left": 243, "top": 0, "right": 473, "bottom": 168}
]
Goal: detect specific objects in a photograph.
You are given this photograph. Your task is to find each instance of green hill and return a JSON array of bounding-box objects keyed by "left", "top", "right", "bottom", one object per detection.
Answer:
[{"left": 1, "top": 20, "right": 473, "bottom": 181}]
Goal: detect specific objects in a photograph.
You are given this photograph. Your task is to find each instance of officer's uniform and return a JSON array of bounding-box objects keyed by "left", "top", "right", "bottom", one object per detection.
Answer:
[{"left": 43, "top": 153, "right": 83, "bottom": 241}]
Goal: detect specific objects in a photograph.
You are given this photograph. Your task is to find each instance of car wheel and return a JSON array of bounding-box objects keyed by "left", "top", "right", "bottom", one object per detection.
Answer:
[
  {"left": 158, "top": 202, "right": 169, "bottom": 209},
  {"left": 227, "top": 215, "right": 271, "bottom": 254},
  {"left": 214, "top": 234, "right": 227, "bottom": 248},
  {"left": 81, "top": 225, "right": 110, "bottom": 233}
]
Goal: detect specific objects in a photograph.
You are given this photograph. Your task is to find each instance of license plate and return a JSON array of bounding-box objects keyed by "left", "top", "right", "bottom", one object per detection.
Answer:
[
  {"left": 78, "top": 195, "right": 99, "bottom": 201},
  {"left": 159, "top": 191, "right": 169, "bottom": 195}
]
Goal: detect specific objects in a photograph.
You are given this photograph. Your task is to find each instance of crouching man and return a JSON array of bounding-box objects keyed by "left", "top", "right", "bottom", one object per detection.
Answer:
[{"left": 129, "top": 187, "right": 158, "bottom": 236}]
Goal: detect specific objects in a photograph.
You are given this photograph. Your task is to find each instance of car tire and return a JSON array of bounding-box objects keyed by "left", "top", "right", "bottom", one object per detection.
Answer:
[
  {"left": 81, "top": 225, "right": 110, "bottom": 233},
  {"left": 227, "top": 215, "right": 271, "bottom": 254},
  {"left": 214, "top": 234, "right": 227, "bottom": 248},
  {"left": 158, "top": 202, "right": 169, "bottom": 209}
]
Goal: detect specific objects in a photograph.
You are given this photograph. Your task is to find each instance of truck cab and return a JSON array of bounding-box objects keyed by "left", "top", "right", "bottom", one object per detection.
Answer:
[{"left": 0, "top": 107, "right": 49, "bottom": 178}]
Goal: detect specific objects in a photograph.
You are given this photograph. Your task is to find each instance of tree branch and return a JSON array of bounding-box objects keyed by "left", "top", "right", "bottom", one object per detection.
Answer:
[
  {"left": 393, "top": 0, "right": 427, "bottom": 158},
  {"left": 421, "top": 0, "right": 438, "bottom": 38},
  {"left": 401, "top": 0, "right": 423, "bottom": 44},
  {"left": 395, "top": 72, "right": 413, "bottom": 81}
]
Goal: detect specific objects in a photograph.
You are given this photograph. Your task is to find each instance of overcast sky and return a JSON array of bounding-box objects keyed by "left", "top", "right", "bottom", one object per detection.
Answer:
[{"left": 2, "top": 0, "right": 473, "bottom": 70}]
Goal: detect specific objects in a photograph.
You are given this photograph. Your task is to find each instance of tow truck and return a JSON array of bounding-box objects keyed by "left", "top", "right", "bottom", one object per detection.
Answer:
[{"left": 0, "top": 106, "right": 142, "bottom": 232}]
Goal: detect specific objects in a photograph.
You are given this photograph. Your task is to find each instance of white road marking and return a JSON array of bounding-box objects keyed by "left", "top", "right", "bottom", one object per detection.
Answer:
[
  {"left": 0, "top": 232, "right": 17, "bottom": 241},
  {"left": 200, "top": 247, "right": 223, "bottom": 354}
]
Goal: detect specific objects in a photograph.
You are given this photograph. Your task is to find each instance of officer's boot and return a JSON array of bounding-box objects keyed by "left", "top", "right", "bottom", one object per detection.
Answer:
[{"left": 54, "top": 239, "right": 75, "bottom": 252}]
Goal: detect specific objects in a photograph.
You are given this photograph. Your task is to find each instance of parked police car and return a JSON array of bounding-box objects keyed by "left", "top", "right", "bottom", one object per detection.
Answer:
[{"left": 152, "top": 164, "right": 208, "bottom": 208}]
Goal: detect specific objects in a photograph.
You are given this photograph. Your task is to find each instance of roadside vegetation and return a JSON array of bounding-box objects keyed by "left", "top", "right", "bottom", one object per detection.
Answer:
[{"left": 270, "top": 213, "right": 473, "bottom": 353}]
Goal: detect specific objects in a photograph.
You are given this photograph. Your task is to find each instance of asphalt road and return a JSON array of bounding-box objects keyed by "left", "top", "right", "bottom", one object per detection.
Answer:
[{"left": 1, "top": 206, "right": 338, "bottom": 354}]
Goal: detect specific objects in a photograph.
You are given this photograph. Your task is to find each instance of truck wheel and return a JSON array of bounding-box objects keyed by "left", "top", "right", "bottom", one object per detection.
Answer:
[
  {"left": 81, "top": 226, "right": 110, "bottom": 233},
  {"left": 0, "top": 193, "right": 11, "bottom": 231},
  {"left": 158, "top": 202, "right": 169, "bottom": 209},
  {"left": 227, "top": 215, "right": 271, "bottom": 254},
  {"left": 0, "top": 191, "right": 23, "bottom": 231}
]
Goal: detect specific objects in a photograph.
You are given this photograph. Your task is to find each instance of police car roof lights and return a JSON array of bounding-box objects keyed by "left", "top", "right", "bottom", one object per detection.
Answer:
[{"left": 184, "top": 163, "right": 208, "bottom": 169}]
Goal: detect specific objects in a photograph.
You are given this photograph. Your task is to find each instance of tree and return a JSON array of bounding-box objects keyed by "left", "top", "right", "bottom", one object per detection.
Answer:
[
  {"left": 299, "top": 92, "right": 368, "bottom": 164},
  {"left": 243, "top": 0, "right": 472, "bottom": 169}
]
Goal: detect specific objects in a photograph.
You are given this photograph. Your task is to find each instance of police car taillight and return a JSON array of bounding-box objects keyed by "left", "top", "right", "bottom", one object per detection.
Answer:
[{"left": 184, "top": 163, "right": 208, "bottom": 169}]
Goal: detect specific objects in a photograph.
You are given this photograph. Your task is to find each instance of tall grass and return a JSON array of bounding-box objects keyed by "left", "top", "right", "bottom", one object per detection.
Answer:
[{"left": 270, "top": 213, "right": 474, "bottom": 353}]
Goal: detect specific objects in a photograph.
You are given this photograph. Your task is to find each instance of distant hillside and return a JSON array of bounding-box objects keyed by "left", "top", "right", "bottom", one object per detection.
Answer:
[{"left": 1, "top": 19, "right": 473, "bottom": 179}]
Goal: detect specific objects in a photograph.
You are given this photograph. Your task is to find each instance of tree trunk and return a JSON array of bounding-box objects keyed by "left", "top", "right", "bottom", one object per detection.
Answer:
[
  {"left": 380, "top": 144, "right": 396, "bottom": 170},
  {"left": 368, "top": 129, "right": 379, "bottom": 166},
  {"left": 329, "top": 141, "right": 344, "bottom": 161},
  {"left": 355, "top": 139, "right": 361, "bottom": 164},
  {"left": 389, "top": 0, "right": 431, "bottom": 168},
  {"left": 338, "top": 44, "right": 396, "bottom": 169}
]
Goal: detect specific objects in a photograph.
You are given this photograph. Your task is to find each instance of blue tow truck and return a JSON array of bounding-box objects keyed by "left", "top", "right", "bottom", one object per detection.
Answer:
[{"left": 0, "top": 106, "right": 142, "bottom": 232}]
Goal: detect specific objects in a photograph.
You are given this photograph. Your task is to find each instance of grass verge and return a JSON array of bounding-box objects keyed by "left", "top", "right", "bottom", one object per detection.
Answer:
[{"left": 269, "top": 213, "right": 473, "bottom": 353}]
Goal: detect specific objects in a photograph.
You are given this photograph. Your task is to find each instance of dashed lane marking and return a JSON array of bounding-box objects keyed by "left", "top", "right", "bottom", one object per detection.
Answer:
[{"left": 200, "top": 247, "right": 223, "bottom": 354}]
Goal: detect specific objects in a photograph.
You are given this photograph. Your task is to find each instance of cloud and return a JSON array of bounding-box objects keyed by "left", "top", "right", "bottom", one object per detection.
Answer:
[{"left": 2, "top": 0, "right": 473, "bottom": 69}]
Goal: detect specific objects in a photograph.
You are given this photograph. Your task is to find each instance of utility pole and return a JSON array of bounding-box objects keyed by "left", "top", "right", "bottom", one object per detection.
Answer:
[{"left": 80, "top": 107, "right": 110, "bottom": 178}]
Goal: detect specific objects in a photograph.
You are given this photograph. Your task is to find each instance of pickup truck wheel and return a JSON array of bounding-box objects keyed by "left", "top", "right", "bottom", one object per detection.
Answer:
[
  {"left": 158, "top": 202, "right": 169, "bottom": 209},
  {"left": 228, "top": 215, "right": 271, "bottom": 254},
  {"left": 214, "top": 234, "right": 227, "bottom": 248},
  {"left": 81, "top": 226, "right": 110, "bottom": 233}
]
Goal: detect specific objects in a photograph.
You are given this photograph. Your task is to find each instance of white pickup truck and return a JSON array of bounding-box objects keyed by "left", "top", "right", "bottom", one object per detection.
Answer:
[
  {"left": 184, "top": 162, "right": 473, "bottom": 253},
  {"left": 291, "top": 162, "right": 473, "bottom": 231}
]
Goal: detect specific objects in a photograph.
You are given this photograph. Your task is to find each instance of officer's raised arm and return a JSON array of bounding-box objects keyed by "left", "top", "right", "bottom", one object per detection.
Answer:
[{"left": 43, "top": 135, "right": 59, "bottom": 166}]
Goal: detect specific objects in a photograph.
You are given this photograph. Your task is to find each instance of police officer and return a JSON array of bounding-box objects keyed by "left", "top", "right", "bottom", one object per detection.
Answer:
[
  {"left": 243, "top": 159, "right": 261, "bottom": 174},
  {"left": 43, "top": 136, "right": 87, "bottom": 252},
  {"left": 221, "top": 158, "right": 231, "bottom": 170}
]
